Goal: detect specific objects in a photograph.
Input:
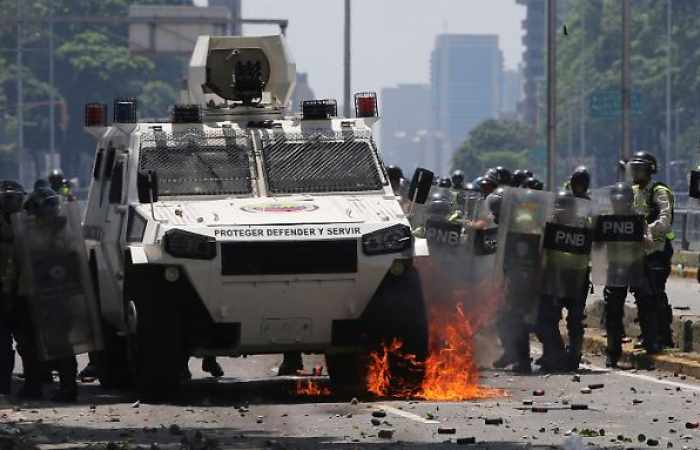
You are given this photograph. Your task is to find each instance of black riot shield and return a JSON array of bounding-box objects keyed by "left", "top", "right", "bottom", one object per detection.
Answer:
[
  {"left": 590, "top": 186, "right": 646, "bottom": 287},
  {"left": 494, "top": 188, "right": 554, "bottom": 324},
  {"left": 13, "top": 201, "right": 103, "bottom": 361},
  {"left": 541, "top": 196, "right": 593, "bottom": 299}
]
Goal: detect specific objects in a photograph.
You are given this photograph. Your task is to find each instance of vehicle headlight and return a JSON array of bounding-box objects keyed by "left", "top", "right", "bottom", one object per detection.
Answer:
[
  {"left": 163, "top": 229, "right": 217, "bottom": 260},
  {"left": 362, "top": 224, "right": 412, "bottom": 256}
]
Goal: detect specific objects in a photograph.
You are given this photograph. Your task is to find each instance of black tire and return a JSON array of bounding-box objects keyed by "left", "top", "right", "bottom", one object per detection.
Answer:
[
  {"left": 95, "top": 322, "right": 133, "bottom": 389},
  {"left": 89, "top": 251, "right": 133, "bottom": 389},
  {"left": 125, "top": 263, "right": 187, "bottom": 402},
  {"left": 326, "top": 267, "right": 428, "bottom": 396}
]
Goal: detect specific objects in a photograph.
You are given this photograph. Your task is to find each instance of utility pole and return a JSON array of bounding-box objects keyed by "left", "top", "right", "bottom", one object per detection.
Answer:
[
  {"left": 665, "top": 0, "right": 672, "bottom": 184},
  {"left": 621, "top": 0, "right": 632, "bottom": 166},
  {"left": 16, "top": 0, "right": 23, "bottom": 185},
  {"left": 343, "top": 0, "right": 352, "bottom": 118},
  {"left": 546, "top": 0, "right": 557, "bottom": 190},
  {"left": 49, "top": 2, "right": 56, "bottom": 171}
]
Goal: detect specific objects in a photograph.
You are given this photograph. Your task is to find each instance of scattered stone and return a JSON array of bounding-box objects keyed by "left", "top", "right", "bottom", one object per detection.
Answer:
[
  {"left": 571, "top": 404, "right": 588, "bottom": 411},
  {"left": 438, "top": 427, "right": 456, "bottom": 434},
  {"left": 533, "top": 389, "right": 545, "bottom": 396},
  {"left": 580, "top": 387, "right": 592, "bottom": 394},
  {"left": 538, "top": 427, "right": 546, "bottom": 433},
  {"left": 456, "top": 437, "right": 476, "bottom": 445},
  {"left": 522, "top": 399, "right": 533, "bottom": 406},
  {"left": 485, "top": 418, "right": 503, "bottom": 426},
  {"left": 572, "top": 375, "right": 581, "bottom": 382},
  {"left": 371, "top": 418, "right": 381, "bottom": 426},
  {"left": 131, "top": 401, "right": 140, "bottom": 408},
  {"left": 531, "top": 407, "right": 548, "bottom": 413},
  {"left": 372, "top": 410, "right": 387, "bottom": 418},
  {"left": 169, "top": 424, "right": 183, "bottom": 435},
  {"left": 378, "top": 429, "right": 394, "bottom": 439},
  {"left": 686, "top": 422, "right": 699, "bottom": 429},
  {"left": 562, "top": 399, "right": 570, "bottom": 405},
  {"left": 638, "top": 434, "right": 647, "bottom": 442},
  {"left": 350, "top": 398, "right": 359, "bottom": 405},
  {"left": 647, "top": 438, "right": 659, "bottom": 446},
  {"left": 256, "top": 416, "right": 264, "bottom": 424},
  {"left": 588, "top": 383, "right": 604, "bottom": 390},
  {"left": 633, "top": 399, "right": 643, "bottom": 405}
]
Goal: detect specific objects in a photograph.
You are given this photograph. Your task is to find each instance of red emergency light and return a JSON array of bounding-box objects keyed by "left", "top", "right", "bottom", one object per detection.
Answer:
[
  {"left": 85, "top": 103, "right": 108, "bottom": 127},
  {"left": 354, "top": 92, "right": 378, "bottom": 118}
]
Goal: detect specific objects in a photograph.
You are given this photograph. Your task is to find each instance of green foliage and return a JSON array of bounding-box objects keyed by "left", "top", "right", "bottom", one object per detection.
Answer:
[{"left": 451, "top": 119, "right": 534, "bottom": 180}]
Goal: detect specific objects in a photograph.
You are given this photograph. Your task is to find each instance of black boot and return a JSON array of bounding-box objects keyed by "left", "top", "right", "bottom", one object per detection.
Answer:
[
  {"left": 51, "top": 357, "right": 77, "bottom": 403},
  {"left": 277, "top": 352, "right": 303, "bottom": 376},
  {"left": 202, "top": 357, "right": 224, "bottom": 378}
]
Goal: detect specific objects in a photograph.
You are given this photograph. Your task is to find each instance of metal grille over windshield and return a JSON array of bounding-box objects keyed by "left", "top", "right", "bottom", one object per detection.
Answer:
[
  {"left": 139, "top": 128, "right": 252, "bottom": 196},
  {"left": 261, "top": 133, "right": 383, "bottom": 194}
]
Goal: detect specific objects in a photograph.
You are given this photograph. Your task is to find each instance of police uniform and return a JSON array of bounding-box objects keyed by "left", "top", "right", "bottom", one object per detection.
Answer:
[{"left": 0, "top": 217, "right": 15, "bottom": 394}]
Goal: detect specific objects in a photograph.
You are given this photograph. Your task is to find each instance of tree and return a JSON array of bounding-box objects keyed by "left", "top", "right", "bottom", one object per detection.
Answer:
[{"left": 451, "top": 119, "right": 534, "bottom": 180}]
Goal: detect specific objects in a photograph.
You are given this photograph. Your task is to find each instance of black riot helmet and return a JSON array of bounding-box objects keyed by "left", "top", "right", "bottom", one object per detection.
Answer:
[
  {"left": 386, "top": 165, "right": 404, "bottom": 192},
  {"left": 485, "top": 167, "right": 512, "bottom": 187},
  {"left": 0, "top": 180, "right": 25, "bottom": 215},
  {"left": 427, "top": 195, "right": 452, "bottom": 218},
  {"left": 477, "top": 176, "right": 497, "bottom": 197},
  {"left": 451, "top": 170, "right": 465, "bottom": 189},
  {"left": 570, "top": 166, "right": 591, "bottom": 198},
  {"left": 438, "top": 177, "right": 452, "bottom": 189},
  {"left": 609, "top": 182, "right": 634, "bottom": 214},
  {"left": 628, "top": 151, "right": 657, "bottom": 184},
  {"left": 522, "top": 177, "right": 544, "bottom": 191},
  {"left": 511, "top": 169, "right": 533, "bottom": 187},
  {"left": 48, "top": 168, "right": 64, "bottom": 192},
  {"left": 464, "top": 182, "right": 478, "bottom": 193},
  {"left": 25, "top": 187, "right": 61, "bottom": 219}
]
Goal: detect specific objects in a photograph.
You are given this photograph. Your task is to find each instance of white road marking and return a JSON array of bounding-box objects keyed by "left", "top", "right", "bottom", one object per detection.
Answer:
[{"left": 374, "top": 404, "right": 440, "bottom": 424}]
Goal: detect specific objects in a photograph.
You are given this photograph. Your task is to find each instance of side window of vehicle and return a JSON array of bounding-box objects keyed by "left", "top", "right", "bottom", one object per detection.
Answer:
[
  {"left": 93, "top": 148, "right": 105, "bottom": 180},
  {"left": 109, "top": 160, "right": 124, "bottom": 204}
]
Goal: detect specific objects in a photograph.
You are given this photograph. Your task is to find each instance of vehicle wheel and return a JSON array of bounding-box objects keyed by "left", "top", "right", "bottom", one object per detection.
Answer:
[
  {"left": 326, "top": 266, "right": 428, "bottom": 397},
  {"left": 125, "top": 268, "right": 187, "bottom": 402},
  {"left": 95, "top": 322, "right": 132, "bottom": 389},
  {"left": 89, "top": 251, "right": 133, "bottom": 389}
]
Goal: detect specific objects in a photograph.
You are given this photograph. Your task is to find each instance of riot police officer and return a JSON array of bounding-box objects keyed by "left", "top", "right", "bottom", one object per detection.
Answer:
[
  {"left": 485, "top": 167, "right": 513, "bottom": 187},
  {"left": 512, "top": 169, "right": 534, "bottom": 188},
  {"left": 47, "top": 169, "right": 64, "bottom": 193},
  {"left": 23, "top": 187, "right": 78, "bottom": 401},
  {"left": 522, "top": 177, "right": 544, "bottom": 191},
  {"left": 568, "top": 166, "right": 591, "bottom": 200},
  {"left": 536, "top": 190, "right": 592, "bottom": 371},
  {"left": 451, "top": 170, "right": 465, "bottom": 191},
  {"left": 0, "top": 181, "right": 25, "bottom": 395},
  {"left": 628, "top": 152, "right": 675, "bottom": 349}
]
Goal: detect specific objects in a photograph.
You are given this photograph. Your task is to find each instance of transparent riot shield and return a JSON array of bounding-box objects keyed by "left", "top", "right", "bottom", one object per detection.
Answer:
[
  {"left": 494, "top": 187, "right": 554, "bottom": 324},
  {"left": 13, "top": 201, "right": 103, "bottom": 361},
  {"left": 541, "top": 196, "right": 593, "bottom": 299},
  {"left": 465, "top": 197, "right": 499, "bottom": 284},
  {"left": 590, "top": 186, "right": 645, "bottom": 287}
]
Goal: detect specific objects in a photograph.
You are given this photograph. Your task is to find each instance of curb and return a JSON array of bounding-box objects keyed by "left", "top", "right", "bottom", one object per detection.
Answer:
[
  {"left": 582, "top": 330, "right": 700, "bottom": 380},
  {"left": 671, "top": 265, "right": 698, "bottom": 279}
]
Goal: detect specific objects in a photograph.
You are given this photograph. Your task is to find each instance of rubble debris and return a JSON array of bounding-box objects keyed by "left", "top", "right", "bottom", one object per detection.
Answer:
[
  {"left": 633, "top": 399, "right": 643, "bottom": 405},
  {"left": 588, "top": 383, "right": 604, "bottom": 390},
  {"left": 572, "top": 375, "right": 581, "bottom": 382},
  {"left": 371, "top": 418, "right": 381, "bottom": 426},
  {"left": 647, "top": 438, "right": 659, "bottom": 446},
  {"left": 571, "top": 404, "right": 588, "bottom": 411},
  {"left": 638, "top": 434, "right": 647, "bottom": 442},
  {"left": 686, "top": 422, "right": 700, "bottom": 429},
  {"left": 580, "top": 388, "right": 592, "bottom": 394},
  {"left": 372, "top": 410, "right": 387, "bottom": 418},
  {"left": 438, "top": 427, "right": 456, "bottom": 434},
  {"left": 378, "top": 429, "right": 394, "bottom": 439},
  {"left": 457, "top": 437, "right": 476, "bottom": 445},
  {"left": 531, "top": 407, "right": 548, "bottom": 413},
  {"left": 533, "top": 390, "right": 545, "bottom": 396},
  {"left": 131, "top": 401, "right": 140, "bottom": 408},
  {"left": 485, "top": 418, "right": 503, "bottom": 426},
  {"left": 522, "top": 400, "right": 533, "bottom": 406}
]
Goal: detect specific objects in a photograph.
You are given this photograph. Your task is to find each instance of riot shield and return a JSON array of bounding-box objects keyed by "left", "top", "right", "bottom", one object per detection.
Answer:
[
  {"left": 493, "top": 188, "right": 554, "bottom": 324},
  {"left": 13, "top": 201, "right": 103, "bottom": 361},
  {"left": 465, "top": 198, "right": 499, "bottom": 283},
  {"left": 541, "top": 196, "right": 593, "bottom": 299},
  {"left": 590, "top": 186, "right": 645, "bottom": 287}
]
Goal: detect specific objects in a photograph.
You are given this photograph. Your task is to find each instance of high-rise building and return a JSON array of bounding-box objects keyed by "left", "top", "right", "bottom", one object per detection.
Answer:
[
  {"left": 430, "top": 34, "right": 503, "bottom": 173},
  {"left": 501, "top": 68, "right": 524, "bottom": 116},
  {"left": 208, "top": 0, "right": 242, "bottom": 35},
  {"left": 380, "top": 84, "right": 432, "bottom": 174}
]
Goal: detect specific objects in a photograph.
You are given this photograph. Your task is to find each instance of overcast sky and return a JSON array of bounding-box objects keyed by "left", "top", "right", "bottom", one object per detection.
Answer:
[{"left": 238, "top": 1, "right": 526, "bottom": 102}]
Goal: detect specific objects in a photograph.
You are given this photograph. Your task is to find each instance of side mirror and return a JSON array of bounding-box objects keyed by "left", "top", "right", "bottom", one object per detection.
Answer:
[
  {"left": 690, "top": 170, "right": 700, "bottom": 199},
  {"left": 137, "top": 170, "right": 159, "bottom": 204},
  {"left": 408, "top": 168, "right": 434, "bottom": 204}
]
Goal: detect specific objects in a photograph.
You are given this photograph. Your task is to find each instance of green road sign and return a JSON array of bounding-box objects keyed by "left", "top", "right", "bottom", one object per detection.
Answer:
[{"left": 589, "top": 89, "right": 642, "bottom": 118}]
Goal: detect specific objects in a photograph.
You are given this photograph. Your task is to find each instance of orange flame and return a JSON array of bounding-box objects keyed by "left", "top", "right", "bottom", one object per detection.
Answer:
[
  {"left": 295, "top": 378, "right": 331, "bottom": 397},
  {"left": 366, "top": 302, "right": 505, "bottom": 401}
]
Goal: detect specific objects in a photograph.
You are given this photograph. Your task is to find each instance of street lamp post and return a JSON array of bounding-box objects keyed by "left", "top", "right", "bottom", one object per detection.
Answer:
[{"left": 546, "top": 0, "right": 557, "bottom": 190}]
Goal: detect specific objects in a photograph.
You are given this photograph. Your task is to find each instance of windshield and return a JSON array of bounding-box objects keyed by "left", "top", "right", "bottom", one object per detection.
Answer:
[
  {"left": 139, "top": 129, "right": 252, "bottom": 196},
  {"left": 261, "top": 134, "right": 384, "bottom": 194}
]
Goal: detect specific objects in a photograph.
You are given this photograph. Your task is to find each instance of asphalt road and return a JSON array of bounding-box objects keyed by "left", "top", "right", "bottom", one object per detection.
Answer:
[
  {"left": 3, "top": 349, "right": 700, "bottom": 450},
  {"left": 589, "top": 277, "right": 700, "bottom": 315}
]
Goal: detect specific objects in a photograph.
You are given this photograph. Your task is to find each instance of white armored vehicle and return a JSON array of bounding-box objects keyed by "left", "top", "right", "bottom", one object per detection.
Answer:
[{"left": 83, "top": 35, "right": 432, "bottom": 399}]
